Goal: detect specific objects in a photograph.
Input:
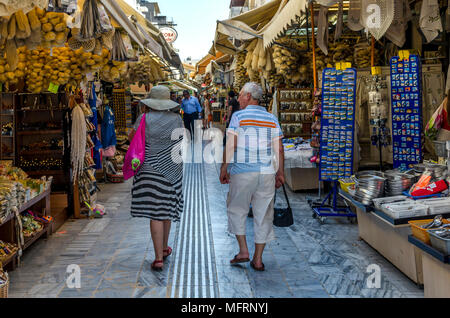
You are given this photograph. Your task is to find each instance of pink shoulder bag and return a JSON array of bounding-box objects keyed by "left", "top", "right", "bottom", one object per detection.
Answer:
[{"left": 123, "top": 114, "right": 146, "bottom": 180}]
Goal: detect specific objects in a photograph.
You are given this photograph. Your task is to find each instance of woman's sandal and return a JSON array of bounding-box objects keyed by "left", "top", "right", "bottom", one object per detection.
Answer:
[
  {"left": 151, "top": 260, "right": 164, "bottom": 271},
  {"left": 163, "top": 247, "right": 172, "bottom": 260}
]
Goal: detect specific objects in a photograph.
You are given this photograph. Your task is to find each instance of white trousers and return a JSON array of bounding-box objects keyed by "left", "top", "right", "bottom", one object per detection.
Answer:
[{"left": 226, "top": 172, "right": 276, "bottom": 244}]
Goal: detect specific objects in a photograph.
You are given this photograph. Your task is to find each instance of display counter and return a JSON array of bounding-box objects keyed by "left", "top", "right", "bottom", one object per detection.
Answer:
[
  {"left": 339, "top": 189, "right": 424, "bottom": 285},
  {"left": 284, "top": 147, "right": 321, "bottom": 191},
  {"left": 408, "top": 235, "right": 450, "bottom": 298}
]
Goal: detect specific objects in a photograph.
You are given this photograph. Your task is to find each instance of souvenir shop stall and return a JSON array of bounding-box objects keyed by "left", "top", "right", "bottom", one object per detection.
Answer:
[
  {"left": 208, "top": 0, "right": 450, "bottom": 296},
  {"left": 0, "top": 0, "right": 177, "bottom": 296}
]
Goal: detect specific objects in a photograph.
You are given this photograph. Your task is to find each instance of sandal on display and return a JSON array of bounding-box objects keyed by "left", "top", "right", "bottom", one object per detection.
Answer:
[
  {"left": 230, "top": 254, "right": 250, "bottom": 265},
  {"left": 151, "top": 260, "right": 164, "bottom": 271},
  {"left": 250, "top": 261, "right": 265, "bottom": 272},
  {"left": 163, "top": 247, "right": 172, "bottom": 260}
]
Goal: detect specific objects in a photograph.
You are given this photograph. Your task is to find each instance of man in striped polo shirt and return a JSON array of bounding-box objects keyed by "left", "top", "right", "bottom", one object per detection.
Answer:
[{"left": 220, "top": 82, "right": 285, "bottom": 272}]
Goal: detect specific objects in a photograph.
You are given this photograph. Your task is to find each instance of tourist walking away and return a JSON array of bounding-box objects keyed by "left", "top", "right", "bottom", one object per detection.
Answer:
[
  {"left": 181, "top": 90, "right": 202, "bottom": 138},
  {"left": 223, "top": 90, "right": 241, "bottom": 145},
  {"left": 203, "top": 93, "right": 212, "bottom": 129},
  {"left": 220, "top": 82, "right": 285, "bottom": 272},
  {"left": 129, "top": 85, "right": 184, "bottom": 271}
]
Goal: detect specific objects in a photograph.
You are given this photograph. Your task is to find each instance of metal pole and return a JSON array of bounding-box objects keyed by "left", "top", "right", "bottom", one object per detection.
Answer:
[
  {"left": 310, "top": 2, "right": 318, "bottom": 91},
  {"left": 371, "top": 36, "right": 375, "bottom": 67}
]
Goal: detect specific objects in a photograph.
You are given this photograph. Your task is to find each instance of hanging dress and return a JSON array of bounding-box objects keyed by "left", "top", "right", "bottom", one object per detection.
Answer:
[{"left": 130, "top": 111, "right": 184, "bottom": 221}]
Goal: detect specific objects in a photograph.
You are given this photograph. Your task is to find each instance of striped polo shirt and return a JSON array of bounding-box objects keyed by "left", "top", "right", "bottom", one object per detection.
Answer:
[{"left": 227, "top": 105, "right": 283, "bottom": 175}]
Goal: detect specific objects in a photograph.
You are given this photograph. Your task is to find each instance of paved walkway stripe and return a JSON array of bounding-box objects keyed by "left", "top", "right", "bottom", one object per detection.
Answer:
[{"left": 168, "top": 163, "right": 218, "bottom": 298}]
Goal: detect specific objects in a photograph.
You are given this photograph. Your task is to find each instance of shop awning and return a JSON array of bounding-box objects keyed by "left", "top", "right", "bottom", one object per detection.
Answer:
[
  {"left": 212, "top": 0, "right": 309, "bottom": 54},
  {"left": 97, "top": 0, "right": 146, "bottom": 50},
  {"left": 262, "top": 0, "right": 308, "bottom": 48},
  {"left": 160, "top": 80, "right": 199, "bottom": 93},
  {"left": 212, "top": 0, "right": 285, "bottom": 55},
  {"left": 195, "top": 52, "right": 224, "bottom": 76}
]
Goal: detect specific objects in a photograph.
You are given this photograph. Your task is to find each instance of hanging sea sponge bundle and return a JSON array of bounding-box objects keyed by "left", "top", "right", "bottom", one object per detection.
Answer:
[
  {"left": 82, "top": 38, "right": 95, "bottom": 52},
  {"left": 68, "top": 36, "right": 83, "bottom": 50}
]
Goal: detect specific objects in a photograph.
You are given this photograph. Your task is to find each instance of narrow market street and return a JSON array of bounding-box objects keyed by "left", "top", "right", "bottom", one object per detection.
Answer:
[{"left": 7, "top": 162, "right": 424, "bottom": 298}]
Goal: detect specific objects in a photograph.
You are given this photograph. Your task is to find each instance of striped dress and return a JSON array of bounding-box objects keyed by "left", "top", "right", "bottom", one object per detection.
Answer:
[{"left": 131, "top": 111, "right": 184, "bottom": 221}]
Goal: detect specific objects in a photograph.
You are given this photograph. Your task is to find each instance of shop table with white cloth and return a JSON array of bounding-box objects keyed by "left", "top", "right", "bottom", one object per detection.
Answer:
[{"left": 283, "top": 143, "right": 320, "bottom": 191}]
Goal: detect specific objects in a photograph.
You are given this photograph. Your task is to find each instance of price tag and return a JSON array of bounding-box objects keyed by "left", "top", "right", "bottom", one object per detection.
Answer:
[
  {"left": 335, "top": 62, "right": 342, "bottom": 70},
  {"left": 399, "top": 50, "right": 410, "bottom": 61},
  {"left": 343, "top": 62, "right": 352, "bottom": 70},
  {"left": 371, "top": 66, "right": 381, "bottom": 75},
  {"left": 48, "top": 82, "right": 59, "bottom": 94}
]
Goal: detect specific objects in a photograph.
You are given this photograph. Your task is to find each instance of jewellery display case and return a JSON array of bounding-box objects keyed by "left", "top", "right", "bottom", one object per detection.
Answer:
[{"left": 277, "top": 88, "right": 313, "bottom": 138}]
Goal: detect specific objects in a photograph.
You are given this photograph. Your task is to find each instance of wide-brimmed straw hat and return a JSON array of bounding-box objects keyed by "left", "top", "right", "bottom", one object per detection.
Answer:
[{"left": 140, "top": 85, "right": 179, "bottom": 111}]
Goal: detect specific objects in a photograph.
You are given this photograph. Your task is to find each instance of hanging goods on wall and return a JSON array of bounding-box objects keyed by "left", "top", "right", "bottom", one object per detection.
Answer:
[
  {"left": 312, "top": 66, "right": 357, "bottom": 223},
  {"left": 368, "top": 75, "right": 391, "bottom": 171},
  {"left": 390, "top": 53, "right": 423, "bottom": 170}
]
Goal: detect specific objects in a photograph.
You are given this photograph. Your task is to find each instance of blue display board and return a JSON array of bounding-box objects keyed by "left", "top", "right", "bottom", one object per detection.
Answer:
[
  {"left": 390, "top": 55, "right": 422, "bottom": 170},
  {"left": 319, "top": 68, "right": 357, "bottom": 181}
]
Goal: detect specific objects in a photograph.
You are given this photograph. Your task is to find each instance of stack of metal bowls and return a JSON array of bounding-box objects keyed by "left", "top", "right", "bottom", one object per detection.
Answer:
[
  {"left": 429, "top": 164, "right": 447, "bottom": 179},
  {"left": 354, "top": 171, "right": 386, "bottom": 205},
  {"left": 384, "top": 170, "right": 416, "bottom": 196}
]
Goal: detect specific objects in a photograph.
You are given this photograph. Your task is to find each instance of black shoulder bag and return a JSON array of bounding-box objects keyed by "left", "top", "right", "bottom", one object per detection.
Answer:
[{"left": 273, "top": 184, "right": 294, "bottom": 227}]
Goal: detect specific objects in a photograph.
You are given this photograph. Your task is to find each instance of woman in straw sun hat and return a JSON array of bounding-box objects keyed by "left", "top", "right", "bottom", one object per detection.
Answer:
[{"left": 129, "top": 85, "right": 184, "bottom": 271}]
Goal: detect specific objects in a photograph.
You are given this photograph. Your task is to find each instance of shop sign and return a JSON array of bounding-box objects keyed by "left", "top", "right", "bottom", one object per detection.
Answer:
[{"left": 160, "top": 27, "right": 178, "bottom": 43}]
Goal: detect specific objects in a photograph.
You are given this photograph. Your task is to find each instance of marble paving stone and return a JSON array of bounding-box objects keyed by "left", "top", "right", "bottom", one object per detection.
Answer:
[
  {"left": 101, "top": 270, "right": 139, "bottom": 286},
  {"left": 92, "top": 286, "right": 135, "bottom": 298},
  {"left": 319, "top": 273, "right": 361, "bottom": 296},
  {"left": 215, "top": 265, "right": 249, "bottom": 284},
  {"left": 26, "top": 282, "right": 66, "bottom": 298},
  {"left": 133, "top": 286, "right": 167, "bottom": 298},
  {"left": 218, "top": 283, "right": 253, "bottom": 298},
  {"left": 137, "top": 268, "right": 169, "bottom": 287},
  {"left": 58, "top": 287, "right": 96, "bottom": 298}
]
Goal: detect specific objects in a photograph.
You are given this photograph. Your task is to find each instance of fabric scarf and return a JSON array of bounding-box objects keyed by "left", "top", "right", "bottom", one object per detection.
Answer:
[
  {"left": 348, "top": 0, "right": 364, "bottom": 31},
  {"left": 361, "top": 0, "right": 394, "bottom": 41},
  {"left": 317, "top": 6, "right": 329, "bottom": 55},
  {"left": 88, "top": 83, "right": 103, "bottom": 169},
  {"left": 420, "top": 0, "right": 443, "bottom": 43},
  {"left": 334, "top": 0, "right": 344, "bottom": 41},
  {"left": 384, "top": 0, "right": 412, "bottom": 47}
]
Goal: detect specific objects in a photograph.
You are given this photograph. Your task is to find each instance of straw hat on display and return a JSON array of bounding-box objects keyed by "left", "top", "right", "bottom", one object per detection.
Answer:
[{"left": 140, "top": 85, "right": 180, "bottom": 111}]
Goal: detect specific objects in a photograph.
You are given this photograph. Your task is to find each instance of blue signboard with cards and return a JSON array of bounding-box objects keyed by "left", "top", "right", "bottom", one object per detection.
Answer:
[
  {"left": 390, "top": 54, "right": 422, "bottom": 170},
  {"left": 319, "top": 67, "right": 357, "bottom": 181}
]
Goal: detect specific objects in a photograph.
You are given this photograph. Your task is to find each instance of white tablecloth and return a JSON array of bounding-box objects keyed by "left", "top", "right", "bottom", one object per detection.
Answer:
[{"left": 284, "top": 147, "right": 316, "bottom": 169}]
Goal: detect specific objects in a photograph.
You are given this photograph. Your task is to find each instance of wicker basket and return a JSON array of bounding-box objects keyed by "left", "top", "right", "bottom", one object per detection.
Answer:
[{"left": 0, "top": 265, "right": 9, "bottom": 298}]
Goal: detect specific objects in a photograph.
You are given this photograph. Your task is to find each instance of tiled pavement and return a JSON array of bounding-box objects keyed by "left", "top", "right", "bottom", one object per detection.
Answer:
[{"left": 7, "top": 162, "right": 424, "bottom": 298}]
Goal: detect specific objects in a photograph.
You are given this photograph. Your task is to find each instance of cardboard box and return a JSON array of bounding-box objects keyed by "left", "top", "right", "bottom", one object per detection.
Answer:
[{"left": 284, "top": 167, "right": 321, "bottom": 191}]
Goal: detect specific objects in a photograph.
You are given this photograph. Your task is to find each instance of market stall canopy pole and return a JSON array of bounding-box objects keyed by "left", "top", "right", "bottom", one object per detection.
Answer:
[{"left": 310, "top": 1, "right": 318, "bottom": 91}]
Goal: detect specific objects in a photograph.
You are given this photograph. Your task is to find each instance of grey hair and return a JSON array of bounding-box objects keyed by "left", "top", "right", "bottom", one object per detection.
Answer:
[{"left": 242, "top": 82, "right": 263, "bottom": 101}]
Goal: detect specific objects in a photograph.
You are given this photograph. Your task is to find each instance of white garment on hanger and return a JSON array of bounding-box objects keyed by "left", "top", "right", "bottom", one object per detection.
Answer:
[{"left": 420, "top": 0, "right": 443, "bottom": 43}]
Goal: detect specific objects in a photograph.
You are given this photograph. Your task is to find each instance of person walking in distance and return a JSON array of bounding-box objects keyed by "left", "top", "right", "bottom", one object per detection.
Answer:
[
  {"left": 203, "top": 93, "right": 212, "bottom": 129},
  {"left": 181, "top": 90, "right": 202, "bottom": 139},
  {"left": 220, "top": 82, "right": 285, "bottom": 271},
  {"left": 129, "top": 86, "right": 184, "bottom": 271}
]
